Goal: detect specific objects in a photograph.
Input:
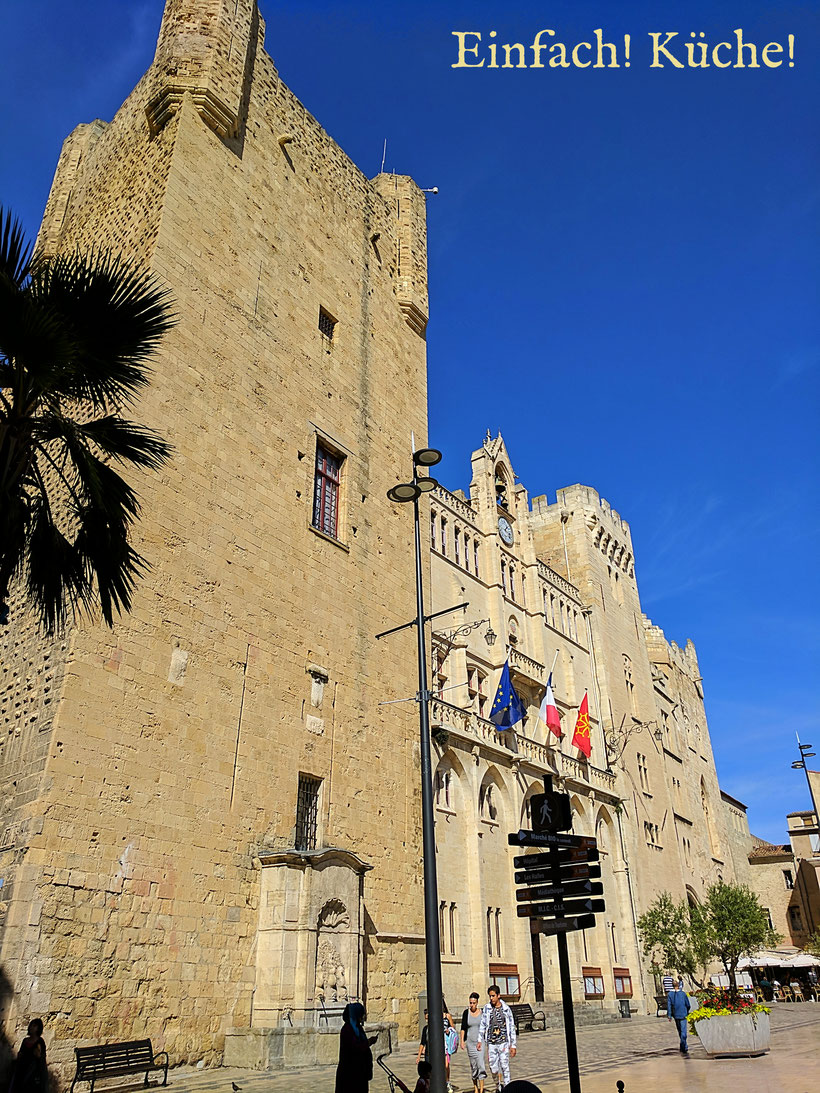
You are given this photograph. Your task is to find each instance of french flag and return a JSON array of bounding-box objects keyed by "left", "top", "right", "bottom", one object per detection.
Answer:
[{"left": 539, "top": 674, "right": 562, "bottom": 739}]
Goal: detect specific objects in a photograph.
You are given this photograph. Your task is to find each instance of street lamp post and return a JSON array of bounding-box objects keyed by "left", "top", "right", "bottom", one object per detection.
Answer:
[
  {"left": 791, "top": 734, "right": 819, "bottom": 936},
  {"left": 792, "top": 734, "right": 819, "bottom": 821},
  {"left": 386, "top": 448, "right": 448, "bottom": 1093}
]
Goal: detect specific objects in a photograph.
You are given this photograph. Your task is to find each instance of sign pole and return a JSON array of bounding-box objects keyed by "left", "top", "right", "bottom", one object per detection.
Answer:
[{"left": 556, "top": 931, "right": 582, "bottom": 1093}]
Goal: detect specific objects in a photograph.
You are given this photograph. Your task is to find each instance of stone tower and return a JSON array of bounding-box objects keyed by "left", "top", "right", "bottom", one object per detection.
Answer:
[
  {"left": 1, "top": 0, "right": 432, "bottom": 1073},
  {"left": 529, "top": 487, "right": 734, "bottom": 920}
]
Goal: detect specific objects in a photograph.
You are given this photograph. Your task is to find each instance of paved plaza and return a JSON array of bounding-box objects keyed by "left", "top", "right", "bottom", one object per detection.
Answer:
[{"left": 161, "top": 1004, "right": 820, "bottom": 1093}]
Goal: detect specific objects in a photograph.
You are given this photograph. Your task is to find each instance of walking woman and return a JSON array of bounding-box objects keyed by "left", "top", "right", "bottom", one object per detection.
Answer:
[
  {"left": 9, "top": 1019, "right": 47, "bottom": 1093},
  {"left": 460, "top": 992, "right": 486, "bottom": 1093},
  {"left": 335, "top": 1003, "right": 373, "bottom": 1093}
]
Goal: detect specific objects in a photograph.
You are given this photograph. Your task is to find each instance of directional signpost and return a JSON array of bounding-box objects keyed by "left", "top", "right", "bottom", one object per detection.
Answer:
[{"left": 510, "top": 782, "right": 604, "bottom": 1093}]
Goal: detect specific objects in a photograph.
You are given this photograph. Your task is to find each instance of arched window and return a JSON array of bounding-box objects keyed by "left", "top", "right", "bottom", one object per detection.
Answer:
[
  {"left": 495, "top": 465, "right": 509, "bottom": 508},
  {"left": 479, "top": 782, "right": 498, "bottom": 821},
  {"left": 623, "top": 654, "right": 636, "bottom": 714},
  {"left": 701, "top": 779, "right": 720, "bottom": 858}
]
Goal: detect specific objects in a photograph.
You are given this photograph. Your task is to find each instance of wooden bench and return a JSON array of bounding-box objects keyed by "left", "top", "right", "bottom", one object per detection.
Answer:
[
  {"left": 71, "top": 1040, "right": 169, "bottom": 1093},
  {"left": 509, "top": 1002, "right": 545, "bottom": 1033}
]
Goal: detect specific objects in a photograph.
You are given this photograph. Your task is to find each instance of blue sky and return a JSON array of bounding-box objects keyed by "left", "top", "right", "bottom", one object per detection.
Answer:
[{"left": 2, "top": 0, "right": 818, "bottom": 843}]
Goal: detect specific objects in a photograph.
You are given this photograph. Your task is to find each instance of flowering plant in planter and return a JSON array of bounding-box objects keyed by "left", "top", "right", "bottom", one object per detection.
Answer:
[{"left": 688, "top": 992, "right": 770, "bottom": 1034}]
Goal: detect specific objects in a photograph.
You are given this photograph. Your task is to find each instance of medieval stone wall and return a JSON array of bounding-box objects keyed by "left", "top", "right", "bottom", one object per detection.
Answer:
[{"left": 1, "top": 0, "right": 430, "bottom": 1074}]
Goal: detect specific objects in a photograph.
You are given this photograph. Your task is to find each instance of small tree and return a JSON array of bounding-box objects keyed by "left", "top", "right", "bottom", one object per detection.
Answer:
[
  {"left": 638, "top": 883, "right": 779, "bottom": 997},
  {"left": 804, "top": 928, "right": 820, "bottom": 958},
  {"left": 637, "top": 892, "right": 709, "bottom": 989},
  {"left": 703, "top": 881, "right": 781, "bottom": 998}
]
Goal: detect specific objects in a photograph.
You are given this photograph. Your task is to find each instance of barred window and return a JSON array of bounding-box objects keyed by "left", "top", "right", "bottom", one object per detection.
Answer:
[
  {"left": 318, "top": 307, "right": 336, "bottom": 339},
  {"left": 312, "top": 443, "right": 343, "bottom": 538},
  {"left": 295, "top": 774, "right": 322, "bottom": 850}
]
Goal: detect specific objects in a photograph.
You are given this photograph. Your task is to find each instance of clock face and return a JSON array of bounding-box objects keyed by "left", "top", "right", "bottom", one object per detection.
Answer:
[{"left": 498, "top": 517, "right": 514, "bottom": 545}]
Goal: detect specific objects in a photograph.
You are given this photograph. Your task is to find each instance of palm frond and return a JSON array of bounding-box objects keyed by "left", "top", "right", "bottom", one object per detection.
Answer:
[
  {"left": 76, "top": 416, "right": 173, "bottom": 470},
  {"left": 32, "top": 425, "right": 142, "bottom": 526},
  {"left": 1, "top": 210, "right": 175, "bottom": 632},
  {"left": 26, "top": 495, "right": 91, "bottom": 632},
  {"left": 0, "top": 279, "right": 76, "bottom": 404},
  {"left": 28, "top": 252, "right": 176, "bottom": 410},
  {"left": 74, "top": 506, "right": 149, "bottom": 626},
  {"left": 0, "top": 207, "right": 32, "bottom": 287}
]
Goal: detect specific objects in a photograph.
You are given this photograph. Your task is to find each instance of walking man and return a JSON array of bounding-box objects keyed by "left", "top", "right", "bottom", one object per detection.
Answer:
[
  {"left": 477, "top": 985, "right": 516, "bottom": 1091},
  {"left": 661, "top": 971, "right": 675, "bottom": 994},
  {"left": 667, "top": 978, "right": 691, "bottom": 1055}
]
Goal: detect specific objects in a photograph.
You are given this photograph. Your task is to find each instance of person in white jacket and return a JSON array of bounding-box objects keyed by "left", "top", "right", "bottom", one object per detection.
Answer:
[{"left": 476, "top": 985, "right": 517, "bottom": 1091}]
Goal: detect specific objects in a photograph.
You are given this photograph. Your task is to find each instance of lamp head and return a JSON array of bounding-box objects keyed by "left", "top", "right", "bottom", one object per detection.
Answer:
[
  {"left": 484, "top": 625, "right": 497, "bottom": 647},
  {"left": 413, "top": 448, "right": 442, "bottom": 467},
  {"left": 387, "top": 482, "right": 421, "bottom": 503},
  {"left": 416, "top": 477, "right": 439, "bottom": 493}
]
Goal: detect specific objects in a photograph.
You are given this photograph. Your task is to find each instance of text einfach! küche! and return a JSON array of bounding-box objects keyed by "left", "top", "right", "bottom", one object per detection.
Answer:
[{"left": 451, "top": 29, "right": 796, "bottom": 70}]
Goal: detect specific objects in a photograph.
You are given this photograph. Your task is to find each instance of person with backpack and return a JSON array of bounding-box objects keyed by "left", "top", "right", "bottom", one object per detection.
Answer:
[
  {"left": 417, "top": 1002, "right": 458, "bottom": 1093},
  {"left": 460, "top": 991, "right": 487, "bottom": 1093}
]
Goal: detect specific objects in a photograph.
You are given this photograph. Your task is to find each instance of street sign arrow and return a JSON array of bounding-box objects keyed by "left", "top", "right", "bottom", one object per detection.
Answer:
[
  {"left": 508, "top": 830, "right": 597, "bottom": 849},
  {"left": 531, "top": 913, "right": 597, "bottom": 935},
  {"left": 513, "top": 848, "right": 600, "bottom": 870},
  {"left": 517, "top": 898, "right": 606, "bottom": 919},
  {"left": 514, "top": 863, "right": 602, "bottom": 885},
  {"left": 515, "top": 880, "right": 604, "bottom": 903}
]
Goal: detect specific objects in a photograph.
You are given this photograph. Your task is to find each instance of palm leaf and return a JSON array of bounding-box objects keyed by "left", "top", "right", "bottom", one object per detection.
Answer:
[
  {"left": 1, "top": 210, "right": 175, "bottom": 632},
  {"left": 0, "top": 206, "right": 32, "bottom": 287},
  {"left": 25, "top": 496, "right": 91, "bottom": 631},
  {"left": 76, "top": 416, "right": 173, "bottom": 470},
  {"left": 28, "top": 252, "right": 176, "bottom": 410},
  {"left": 74, "top": 506, "right": 149, "bottom": 626}
]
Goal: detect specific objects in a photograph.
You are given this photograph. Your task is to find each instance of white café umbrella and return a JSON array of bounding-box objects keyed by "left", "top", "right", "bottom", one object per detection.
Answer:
[
  {"left": 786, "top": 953, "right": 820, "bottom": 967},
  {"left": 738, "top": 952, "right": 787, "bottom": 969}
]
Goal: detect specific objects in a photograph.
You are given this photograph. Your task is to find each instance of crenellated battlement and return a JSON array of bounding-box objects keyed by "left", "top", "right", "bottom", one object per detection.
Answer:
[{"left": 642, "top": 614, "right": 700, "bottom": 677}]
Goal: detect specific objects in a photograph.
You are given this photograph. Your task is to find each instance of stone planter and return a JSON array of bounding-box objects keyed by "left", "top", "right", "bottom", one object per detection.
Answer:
[{"left": 694, "top": 1012, "right": 770, "bottom": 1057}]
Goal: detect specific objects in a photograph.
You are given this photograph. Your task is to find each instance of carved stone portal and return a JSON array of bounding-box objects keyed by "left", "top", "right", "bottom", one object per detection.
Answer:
[{"left": 252, "top": 848, "right": 371, "bottom": 1028}]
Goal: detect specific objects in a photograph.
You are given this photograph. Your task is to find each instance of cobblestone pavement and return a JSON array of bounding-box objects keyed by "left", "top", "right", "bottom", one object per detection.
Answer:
[{"left": 159, "top": 1003, "right": 820, "bottom": 1093}]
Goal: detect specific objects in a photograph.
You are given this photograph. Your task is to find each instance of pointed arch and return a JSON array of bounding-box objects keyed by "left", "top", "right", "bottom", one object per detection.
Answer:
[
  {"left": 433, "top": 748, "right": 468, "bottom": 813},
  {"left": 479, "top": 764, "right": 508, "bottom": 823},
  {"left": 700, "top": 777, "right": 720, "bottom": 858}
]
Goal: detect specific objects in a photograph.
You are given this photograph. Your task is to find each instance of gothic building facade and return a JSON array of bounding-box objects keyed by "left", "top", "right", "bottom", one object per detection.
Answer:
[{"left": 427, "top": 435, "right": 746, "bottom": 1013}]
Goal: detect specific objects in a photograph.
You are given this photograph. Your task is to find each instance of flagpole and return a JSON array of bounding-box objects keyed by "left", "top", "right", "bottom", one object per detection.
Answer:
[{"left": 549, "top": 649, "right": 559, "bottom": 678}]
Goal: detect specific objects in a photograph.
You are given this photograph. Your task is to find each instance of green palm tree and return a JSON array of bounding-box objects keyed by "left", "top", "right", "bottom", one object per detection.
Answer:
[{"left": 0, "top": 207, "right": 175, "bottom": 631}]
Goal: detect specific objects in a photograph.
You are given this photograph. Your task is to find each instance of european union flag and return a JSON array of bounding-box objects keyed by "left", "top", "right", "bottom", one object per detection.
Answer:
[{"left": 490, "top": 660, "right": 525, "bottom": 732}]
